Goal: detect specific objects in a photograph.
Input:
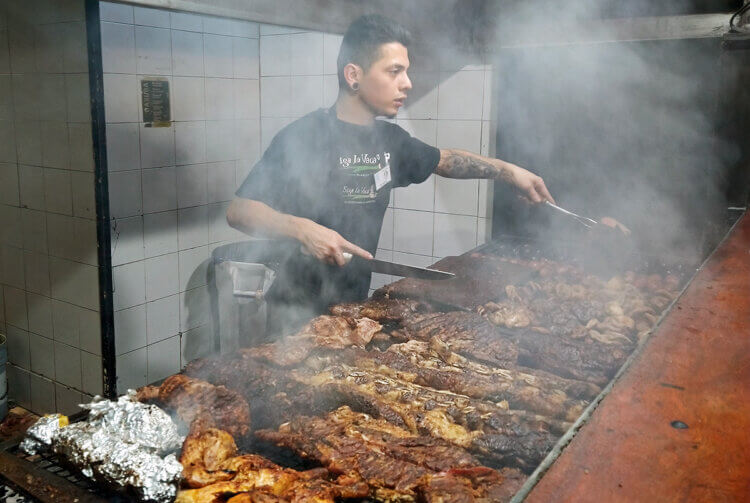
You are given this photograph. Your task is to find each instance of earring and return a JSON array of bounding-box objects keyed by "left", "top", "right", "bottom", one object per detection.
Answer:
[{"left": 351, "top": 82, "right": 359, "bottom": 92}]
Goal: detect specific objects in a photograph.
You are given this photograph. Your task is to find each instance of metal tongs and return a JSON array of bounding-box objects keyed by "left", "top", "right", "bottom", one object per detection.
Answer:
[{"left": 544, "top": 200, "right": 599, "bottom": 229}]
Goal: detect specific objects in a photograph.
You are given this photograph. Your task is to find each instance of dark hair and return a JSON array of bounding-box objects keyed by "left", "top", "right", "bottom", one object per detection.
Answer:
[{"left": 337, "top": 15, "right": 411, "bottom": 89}]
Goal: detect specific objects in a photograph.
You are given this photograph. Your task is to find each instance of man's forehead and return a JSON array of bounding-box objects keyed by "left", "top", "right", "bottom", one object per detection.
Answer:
[{"left": 373, "top": 42, "right": 409, "bottom": 67}]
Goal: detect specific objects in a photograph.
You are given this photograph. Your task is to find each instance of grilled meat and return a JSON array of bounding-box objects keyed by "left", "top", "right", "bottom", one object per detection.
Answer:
[
  {"left": 344, "top": 340, "right": 591, "bottom": 421},
  {"left": 374, "top": 254, "right": 538, "bottom": 310},
  {"left": 146, "top": 375, "right": 251, "bottom": 438},
  {"left": 177, "top": 426, "right": 369, "bottom": 503},
  {"left": 329, "top": 298, "right": 434, "bottom": 324},
  {"left": 393, "top": 311, "right": 519, "bottom": 369},
  {"left": 257, "top": 406, "right": 523, "bottom": 502},
  {"left": 245, "top": 315, "right": 381, "bottom": 367}
]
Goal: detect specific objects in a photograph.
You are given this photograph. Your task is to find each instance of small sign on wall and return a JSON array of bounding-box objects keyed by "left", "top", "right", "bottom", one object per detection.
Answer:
[{"left": 141, "top": 77, "right": 171, "bottom": 127}]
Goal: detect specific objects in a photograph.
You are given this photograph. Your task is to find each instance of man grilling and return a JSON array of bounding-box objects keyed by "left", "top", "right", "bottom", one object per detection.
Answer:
[{"left": 227, "top": 15, "right": 554, "bottom": 336}]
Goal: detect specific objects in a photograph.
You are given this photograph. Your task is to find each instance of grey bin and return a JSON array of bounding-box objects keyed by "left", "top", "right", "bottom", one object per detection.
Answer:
[{"left": 209, "top": 241, "right": 286, "bottom": 354}]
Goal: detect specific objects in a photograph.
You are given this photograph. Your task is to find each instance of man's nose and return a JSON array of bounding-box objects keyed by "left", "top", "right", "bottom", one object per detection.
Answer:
[{"left": 401, "top": 73, "right": 412, "bottom": 91}]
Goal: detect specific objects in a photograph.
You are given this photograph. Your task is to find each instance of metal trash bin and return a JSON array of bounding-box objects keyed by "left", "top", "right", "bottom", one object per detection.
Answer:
[{"left": 209, "top": 241, "right": 283, "bottom": 354}]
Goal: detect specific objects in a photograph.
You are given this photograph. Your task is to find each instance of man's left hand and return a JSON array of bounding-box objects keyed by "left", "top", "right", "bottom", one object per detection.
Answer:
[{"left": 506, "top": 163, "right": 555, "bottom": 204}]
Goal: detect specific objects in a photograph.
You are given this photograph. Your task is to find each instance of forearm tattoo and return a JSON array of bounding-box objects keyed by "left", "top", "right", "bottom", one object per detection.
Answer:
[{"left": 436, "top": 149, "right": 513, "bottom": 183}]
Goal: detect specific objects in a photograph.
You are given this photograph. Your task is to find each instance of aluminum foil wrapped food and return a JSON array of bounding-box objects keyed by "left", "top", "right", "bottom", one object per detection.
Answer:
[
  {"left": 19, "top": 414, "right": 68, "bottom": 455},
  {"left": 20, "top": 391, "right": 184, "bottom": 502}
]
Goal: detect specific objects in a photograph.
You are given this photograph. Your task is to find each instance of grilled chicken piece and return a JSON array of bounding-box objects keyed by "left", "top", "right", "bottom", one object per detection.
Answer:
[
  {"left": 257, "top": 406, "right": 523, "bottom": 502},
  {"left": 156, "top": 375, "right": 251, "bottom": 438},
  {"left": 245, "top": 315, "right": 381, "bottom": 367},
  {"left": 176, "top": 428, "right": 369, "bottom": 503}
]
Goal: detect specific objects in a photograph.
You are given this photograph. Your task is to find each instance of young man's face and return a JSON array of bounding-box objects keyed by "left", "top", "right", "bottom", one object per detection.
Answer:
[{"left": 359, "top": 42, "right": 412, "bottom": 118}]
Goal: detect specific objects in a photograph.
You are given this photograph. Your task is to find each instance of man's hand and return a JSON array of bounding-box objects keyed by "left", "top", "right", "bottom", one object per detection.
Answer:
[
  {"left": 506, "top": 163, "right": 555, "bottom": 205},
  {"left": 296, "top": 219, "right": 373, "bottom": 266}
]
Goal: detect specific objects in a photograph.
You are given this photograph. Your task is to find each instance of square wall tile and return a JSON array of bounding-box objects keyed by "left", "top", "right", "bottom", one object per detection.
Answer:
[
  {"left": 35, "top": 24, "right": 65, "bottom": 73},
  {"left": 27, "top": 293, "right": 53, "bottom": 339},
  {"left": 260, "top": 76, "right": 291, "bottom": 117},
  {"left": 477, "top": 217, "right": 490, "bottom": 245},
  {"left": 40, "top": 122, "right": 70, "bottom": 170},
  {"left": 54, "top": 341, "right": 82, "bottom": 388},
  {"left": 323, "top": 34, "right": 342, "bottom": 75},
  {"left": 393, "top": 209, "right": 434, "bottom": 256},
  {"left": 232, "top": 37, "right": 259, "bottom": 79},
  {"left": 104, "top": 73, "right": 139, "bottom": 123},
  {"left": 231, "top": 20, "right": 259, "bottom": 38},
  {"left": 68, "top": 123, "right": 95, "bottom": 172},
  {"left": 391, "top": 251, "right": 434, "bottom": 268},
  {"left": 147, "top": 335, "right": 181, "bottom": 383},
  {"left": 260, "top": 116, "right": 292, "bottom": 152},
  {"left": 143, "top": 210, "right": 178, "bottom": 258},
  {"left": 207, "top": 161, "right": 236, "bottom": 203},
  {"left": 140, "top": 123, "right": 175, "bottom": 168},
  {"left": 433, "top": 213, "right": 477, "bottom": 258},
  {"left": 15, "top": 121, "right": 42, "bottom": 165},
  {"left": 0, "top": 120, "right": 16, "bottom": 163},
  {"left": 260, "top": 25, "right": 303, "bottom": 36},
  {"left": 175, "top": 121, "right": 206, "bottom": 165},
  {"left": 0, "top": 76, "right": 11, "bottom": 120},
  {"left": 290, "top": 32, "right": 323, "bottom": 75},
  {"left": 180, "top": 323, "right": 211, "bottom": 367},
  {"left": 171, "top": 30, "right": 203, "bottom": 76},
  {"left": 29, "top": 373, "right": 55, "bottom": 414},
  {"left": 177, "top": 205, "right": 208, "bottom": 250},
  {"left": 18, "top": 164, "right": 45, "bottom": 211},
  {"left": 435, "top": 177, "right": 479, "bottom": 216},
  {"left": 178, "top": 245, "right": 208, "bottom": 292},
  {"left": 172, "top": 76, "right": 205, "bottom": 121},
  {"left": 108, "top": 169, "right": 142, "bottom": 218},
  {"left": 323, "top": 74, "right": 338, "bottom": 106},
  {"left": 80, "top": 351, "right": 103, "bottom": 396},
  {"left": 62, "top": 21, "right": 88, "bottom": 74},
  {"left": 7, "top": 364, "right": 31, "bottom": 409},
  {"left": 100, "top": 2, "right": 134, "bottom": 23},
  {"left": 114, "top": 304, "right": 146, "bottom": 355},
  {"left": 204, "top": 34, "right": 233, "bottom": 78},
  {"left": 235, "top": 119, "right": 261, "bottom": 161},
  {"left": 394, "top": 174, "right": 435, "bottom": 212},
  {"left": 133, "top": 6, "right": 170, "bottom": 28},
  {"left": 145, "top": 253, "right": 179, "bottom": 301},
  {"left": 208, "top": 202, "right": 240, "bottom": 243},
  {"left": 71, "top": 171, "right": 96, "bottom": 219},
  {"left": 65, "top": 73, "right": 91, "bottom": 123},
  {"left": 38, "top": 74, "right": 67, "bottom": 121},
  {"left": 44, "top": 168, "right": 73, "bottom": 215},
  {"left": 437, "top": 70, "right": 485, "bottom": 120},
  {"left": 146, "top": 294, "right": 179, "bottom": 344},
  {"left": 205, "top": 78, "right": 234, "bottom": 120},
  {"left": 116, "top": 347, "right": 147, "bottom": 394},
  {"left": 23, "top": 251, "right": 50, "bottom": 296},
  {"left": 106, "top": 123, "right": 140, "bottom": 171},
  {"left": 6, "top": 324, "right": 30, "bottom": 369},
  {"left": 378, "top": 207, "right": 394, "bottom": 250},
  {"left": 8, "top": 23, "right": 36, "bottom": 74},
  {"left": 202, "top": 16, "right": 233, "bottom": 36},
  {"left": 29, "top": 332, "right": 55, "bottom": 379},
  {"left": 52, "top": 300, "right": 80, "bottom": 347},
  {"left": 135, "top": 26, "right": 171, "bottom": 75},
  {"left": 112, "top": 261, "right": 146, "bottom": 311},
  {"left": 233, "top": 79, "right": 259, "bottom": 120},
  {"left": 142, "top": 166, "right": 177, "bottom": 213},
  {"left": 5, "top": 285, "right": 28, "bottom": 330},
  {"left": 101, "top": 22, "right": 136, "bottom": 74},
  {"left": 21, "top": 209, "right": 48, "bottom": 254},
  {"left": 401, "top": 73, "right": 440, "bottom": 121},
  {"left": 48, "top": 257, "right": 99, "bottom": 311},
  {"left": 171, "top": 12, "right": 202, "bottom": 32},
  {"left": 205, "top": 120, "right": 235, "bottom": 162},
  {"left": 11, "top": 74, "right": 39, "bottom": 121},
  {"left": 436, "top": 120, "right": 482, "bottom": 152},
  {"left": 78, "top": 307, "right": 101, "bottom": 355},
  {"left": 55, "top": 384, "right": 83, "bottom": 416},
  {"left": 176, "top": 163, "right": 207, "bottom": 208},
  {"left": 291, "top": 75, "right": 323, "bottom": 117},
  {"left": 3, "top": 247, "right": 25, "bottom": 290},
  {"left": 111, "top": 216, "right": 144, "bottom": 266},
  {"left": 0, "top": 205, "right": 22, "bottom": 247},
  {"left": 397, "top": 119, "right": 437, "bottom": 146},
  {"left": 179, "top": 286, "right": 209, "bottom": 332},
  {"left": 260, "top": 35, "right": 290, "bottom": 76}
]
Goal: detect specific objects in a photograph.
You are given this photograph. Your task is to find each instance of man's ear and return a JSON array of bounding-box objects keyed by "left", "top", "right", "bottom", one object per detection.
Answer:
[{"left": 343, "top": 63, "right": 363, "bottom": 91}]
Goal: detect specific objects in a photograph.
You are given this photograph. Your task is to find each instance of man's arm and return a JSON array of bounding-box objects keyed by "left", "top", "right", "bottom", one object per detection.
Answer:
[
  {"left": 226, "top": 198, "right": 372, "bottom": 266},
  {"left": 436, "top": 149, "right": 555, "bottom": 204}
]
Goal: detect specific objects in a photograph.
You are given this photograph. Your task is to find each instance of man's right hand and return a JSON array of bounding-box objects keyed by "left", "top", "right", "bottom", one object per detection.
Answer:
[{"left": 296, "top": 219, "right": 373, "bottom": 266}]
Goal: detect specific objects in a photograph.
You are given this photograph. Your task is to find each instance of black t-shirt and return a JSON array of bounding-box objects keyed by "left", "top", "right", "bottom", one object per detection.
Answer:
[{"left": 236, "top": 108, "right": 440, "bottom": 325}]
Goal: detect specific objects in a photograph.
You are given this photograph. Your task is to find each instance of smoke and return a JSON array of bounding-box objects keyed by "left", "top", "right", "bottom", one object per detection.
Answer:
[{"left": 482, "top": 0, "right": 742, "bottom": 265}]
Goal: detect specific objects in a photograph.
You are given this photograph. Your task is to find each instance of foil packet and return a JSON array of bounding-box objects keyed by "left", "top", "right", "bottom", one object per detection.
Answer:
[{"left": 20, "top": 391, "right": 184, "bottom": 502}]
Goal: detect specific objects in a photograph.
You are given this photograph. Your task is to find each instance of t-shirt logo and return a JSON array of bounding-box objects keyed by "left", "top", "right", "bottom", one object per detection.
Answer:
[{"left": 338, "top": 151, "right": 391, "bottom": 204}]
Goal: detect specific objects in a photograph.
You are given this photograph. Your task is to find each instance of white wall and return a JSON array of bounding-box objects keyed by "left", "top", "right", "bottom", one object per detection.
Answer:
[
  {"left": 100, "top": 2, "right": 495, "bottom": 390},
  {"left": 1, "top": 0, "right": 102, "bottom": 415}
]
